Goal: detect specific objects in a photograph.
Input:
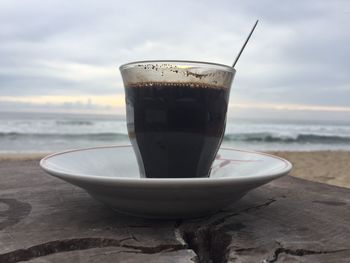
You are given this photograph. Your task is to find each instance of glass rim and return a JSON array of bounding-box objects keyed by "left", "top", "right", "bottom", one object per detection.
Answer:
[{"left": 119, "top": 60, "right": 236, "bottom": 73}]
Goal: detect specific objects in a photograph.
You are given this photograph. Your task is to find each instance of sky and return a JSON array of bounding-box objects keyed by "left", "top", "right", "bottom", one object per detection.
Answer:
[{"left": 0, "top": 0, "right": 349, "bottom": 121}]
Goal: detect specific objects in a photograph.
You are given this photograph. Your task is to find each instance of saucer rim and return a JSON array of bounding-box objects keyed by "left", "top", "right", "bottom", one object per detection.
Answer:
[{"left": 40, "top": 145, "right": 292, "bottom": 186}]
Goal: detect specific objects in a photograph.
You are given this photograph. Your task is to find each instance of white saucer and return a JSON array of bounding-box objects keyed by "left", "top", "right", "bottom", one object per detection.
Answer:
[{"left": 40, "top": 145, "right": 292, "bottom": 219}]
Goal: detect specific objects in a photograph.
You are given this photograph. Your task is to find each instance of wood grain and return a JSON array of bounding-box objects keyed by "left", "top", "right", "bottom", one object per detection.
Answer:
[{"left": 0, "top": 159, "right": 349, "bottom": 262}]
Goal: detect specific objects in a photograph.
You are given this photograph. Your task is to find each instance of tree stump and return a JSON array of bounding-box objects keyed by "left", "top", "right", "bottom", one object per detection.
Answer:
[{"left": 0, "top": 159, "right": 349, "bottom": 262}]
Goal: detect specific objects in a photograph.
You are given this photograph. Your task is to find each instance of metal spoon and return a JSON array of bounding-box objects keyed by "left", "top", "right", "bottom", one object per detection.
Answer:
[{"left": 232, "top": 20, "right": 259, "bottom": 68}]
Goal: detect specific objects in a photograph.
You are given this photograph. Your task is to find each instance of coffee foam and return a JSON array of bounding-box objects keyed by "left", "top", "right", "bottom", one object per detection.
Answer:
[{"left": 127, "top": 82, "right": 227, "bottom": 90}]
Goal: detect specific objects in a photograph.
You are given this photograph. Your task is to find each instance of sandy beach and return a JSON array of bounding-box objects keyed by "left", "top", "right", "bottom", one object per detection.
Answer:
[
  {"left": 271, "top": 151, "right": 350, "bottom": 189},
  {"left": 1, "top": 151, "right": 350, "bottom": 189}
]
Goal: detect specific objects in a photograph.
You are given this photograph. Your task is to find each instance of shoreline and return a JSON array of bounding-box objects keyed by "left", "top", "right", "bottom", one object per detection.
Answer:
[{"left": 1, "top": 151, "right": 349, "bottom": 189}]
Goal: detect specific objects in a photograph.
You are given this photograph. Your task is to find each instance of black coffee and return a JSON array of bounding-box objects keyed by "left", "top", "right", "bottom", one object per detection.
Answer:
[{"left": 125, "top": 82, "right": 230, "bottom": 178}]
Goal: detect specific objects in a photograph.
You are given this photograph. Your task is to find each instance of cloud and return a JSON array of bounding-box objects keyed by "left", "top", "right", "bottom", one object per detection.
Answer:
[
  {"left": 0, "top": 0, "right": 349, "bottom": 113},
  {"left": 0, "top": 98, "right": 124, "bottom": 115}
]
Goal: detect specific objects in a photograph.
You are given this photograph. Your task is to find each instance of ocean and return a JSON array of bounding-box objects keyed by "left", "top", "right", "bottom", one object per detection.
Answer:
[{"left": 1, "top": 111, "right": 350, "bottom": 153}]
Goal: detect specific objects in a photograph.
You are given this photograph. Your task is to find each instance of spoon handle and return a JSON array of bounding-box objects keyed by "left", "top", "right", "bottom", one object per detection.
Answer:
[{"left": 232, "top": 20, "right": 259, "bottom": 68}]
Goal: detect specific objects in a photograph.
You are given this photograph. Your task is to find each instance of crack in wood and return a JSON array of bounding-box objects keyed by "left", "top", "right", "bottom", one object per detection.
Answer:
[
  {"left": 178, "top": 198, "right": 278, "bottom": 263},
  {"left": 174, "top": 220, "right": 200, "bottom": 263},
  {"left": 182, "top": 226, "right": 233, "bottom": 263},
  {"left": 0, "top": 237, "right": 188, "bottom": 263},
  {"left": 240, "top": 198, "right": 277, "bottom": 213},
  {"left": 264, "top": 245, "right": 350, "bottom": 263},
  {"left": 208, "top": 198, "right": 277, "bottom": 228},
  {"left": 231, "top": 246, "right": 258, "bottom": 252}
]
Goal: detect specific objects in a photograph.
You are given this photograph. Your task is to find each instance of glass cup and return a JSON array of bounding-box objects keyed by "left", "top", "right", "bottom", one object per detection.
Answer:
[{"left": 120, "top": 60, "right": 235, "bottom": 178}]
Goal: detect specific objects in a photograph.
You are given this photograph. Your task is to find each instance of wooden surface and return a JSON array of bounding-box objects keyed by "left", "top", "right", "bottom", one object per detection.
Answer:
[{"left": 0, "top": 159, "right": 349, "bottom": 263}]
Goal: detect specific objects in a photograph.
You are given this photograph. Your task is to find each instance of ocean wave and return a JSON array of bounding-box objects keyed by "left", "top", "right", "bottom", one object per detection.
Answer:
[
  {"left": 224, "top": 132, "right": 350, "bottom": 143},
  {"left": 1, "top": 132, "right": 350, "bottom": 144},
  {"left": 56, "top": 120, "right": 93, "bottom": 126},
  {"left": 0, "top": 132, "right": 129, "bottom": 141}
]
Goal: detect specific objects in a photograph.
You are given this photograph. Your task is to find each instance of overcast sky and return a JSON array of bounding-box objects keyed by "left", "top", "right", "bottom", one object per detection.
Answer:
[{"left": 0, "top": 0, "right": 349, "bottom": 119}]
